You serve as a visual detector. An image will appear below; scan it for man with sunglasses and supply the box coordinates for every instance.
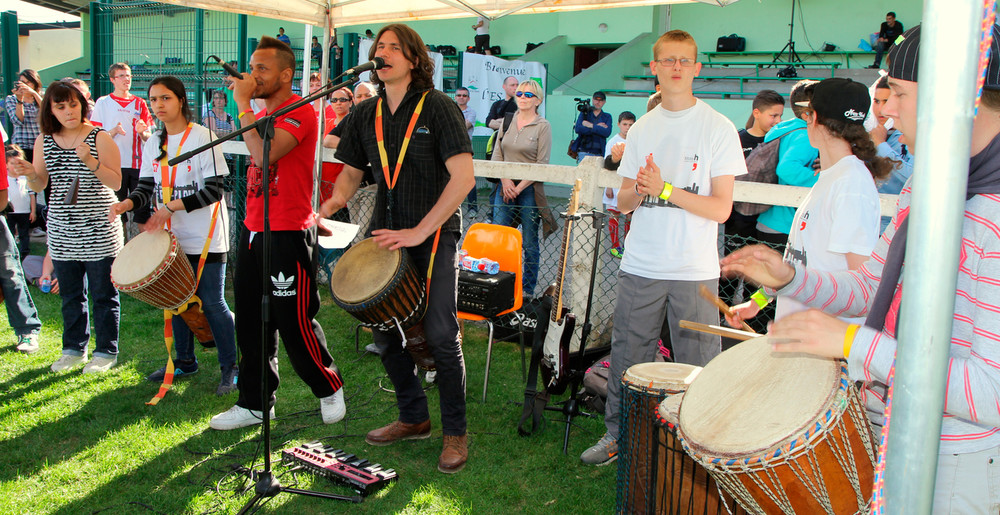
[581,30,746,466]
[572,90,611,163]
[454,87,476,138]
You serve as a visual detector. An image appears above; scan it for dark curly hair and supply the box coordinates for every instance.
[368,24,434,92]
[815,116,896,181]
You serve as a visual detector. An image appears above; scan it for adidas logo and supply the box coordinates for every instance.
[271,272,296,296]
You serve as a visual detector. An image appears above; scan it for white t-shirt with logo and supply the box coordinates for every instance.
[139,123,230,254]
[618,100,747,281]
[603,132,627,210]
[777,154,881,322]
[6,174,32,214]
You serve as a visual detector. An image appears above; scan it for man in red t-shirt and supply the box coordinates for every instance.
[210,36,346,431]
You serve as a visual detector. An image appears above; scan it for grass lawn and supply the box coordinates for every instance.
[0,250,617,514]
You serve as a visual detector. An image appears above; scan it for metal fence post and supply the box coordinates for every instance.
[884,3,981,513]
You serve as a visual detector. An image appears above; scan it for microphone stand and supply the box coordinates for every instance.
[170,73,368,512]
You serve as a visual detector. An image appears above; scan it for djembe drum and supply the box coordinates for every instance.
[677,338,877,515]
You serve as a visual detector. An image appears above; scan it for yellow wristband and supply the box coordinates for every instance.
[843,324,860,358]
[750,288,772,309]
[238,109,253,120]
[659,181,674,201]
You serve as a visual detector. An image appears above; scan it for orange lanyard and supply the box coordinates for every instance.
[158,123,193,229]
[375,92,429,190]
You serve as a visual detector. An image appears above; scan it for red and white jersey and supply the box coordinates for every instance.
[91,93,153,169]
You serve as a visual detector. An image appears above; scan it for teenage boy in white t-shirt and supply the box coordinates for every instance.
[603,111,635,258]
[91,63,153,228]
[581,29,747,466]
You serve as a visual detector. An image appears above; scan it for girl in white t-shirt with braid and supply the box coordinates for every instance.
[727,78,896,328]
[109,76,237,395]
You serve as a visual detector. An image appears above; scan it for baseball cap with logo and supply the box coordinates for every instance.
[794,77,870,125]
[593,91,607,101]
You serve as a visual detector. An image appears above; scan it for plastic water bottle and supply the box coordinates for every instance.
[460,254,477,272]
[40,278,51,293]
[478,258,500,275]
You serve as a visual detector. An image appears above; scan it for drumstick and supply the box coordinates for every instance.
[698,284,756,334]
[679,320,760,341]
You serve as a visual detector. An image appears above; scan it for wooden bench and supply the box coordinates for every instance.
[700,50,875,69]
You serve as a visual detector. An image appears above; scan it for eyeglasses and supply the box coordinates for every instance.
[515,91,537,98]
[455,94,469,97]
[653,57,696,68]
[331,97,352,103]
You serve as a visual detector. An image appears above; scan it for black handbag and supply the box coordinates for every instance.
[716,34,746,52]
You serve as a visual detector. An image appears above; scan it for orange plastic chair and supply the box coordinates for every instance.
[458,223,525,402]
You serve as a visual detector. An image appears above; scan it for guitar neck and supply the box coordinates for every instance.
[551,179,581,323]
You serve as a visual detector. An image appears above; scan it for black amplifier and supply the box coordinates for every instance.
[457,269,516,317]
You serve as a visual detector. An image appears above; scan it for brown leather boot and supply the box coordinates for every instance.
[365,420,432,446]
[438,434,468,474]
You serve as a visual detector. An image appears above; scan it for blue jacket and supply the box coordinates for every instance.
[574,109,613,156]
[757,118,819,235]
[876,129,914,195]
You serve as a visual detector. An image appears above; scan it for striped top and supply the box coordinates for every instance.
[43,128,123,261]
[774,179,1000,454]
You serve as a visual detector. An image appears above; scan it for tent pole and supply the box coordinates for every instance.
[884,1,981,512]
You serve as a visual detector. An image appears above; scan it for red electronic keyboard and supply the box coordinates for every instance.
[281,441,398,496]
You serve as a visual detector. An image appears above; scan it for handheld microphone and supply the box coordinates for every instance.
[209,55,243,79]
[344,57,385,76]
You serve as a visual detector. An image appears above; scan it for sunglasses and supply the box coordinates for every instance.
[515,91,537,99]
[330,97,352,103]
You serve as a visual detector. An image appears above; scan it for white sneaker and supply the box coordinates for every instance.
[16,333,40,354]
[82,355,118,374]
[320,390,346,424]
[210,404,275,430]
[51,353,87,372]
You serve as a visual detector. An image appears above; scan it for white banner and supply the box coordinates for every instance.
[356,38,443,91]
[460,53,547,136]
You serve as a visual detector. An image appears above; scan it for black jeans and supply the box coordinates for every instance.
[474,34,490,54]
[372,230,467,435]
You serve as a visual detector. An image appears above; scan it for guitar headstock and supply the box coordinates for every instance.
[567,179,582,217]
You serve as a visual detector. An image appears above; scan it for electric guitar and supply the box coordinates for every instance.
[540,180,581,395]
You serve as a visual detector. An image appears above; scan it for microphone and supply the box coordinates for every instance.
[209,55,243,79]
[344,57,385,76]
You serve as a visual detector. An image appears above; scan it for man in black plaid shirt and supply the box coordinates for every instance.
[321,23,476,474]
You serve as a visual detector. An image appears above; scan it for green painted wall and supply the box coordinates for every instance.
[670,0,922,54]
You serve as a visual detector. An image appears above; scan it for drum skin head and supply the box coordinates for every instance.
[330,238,403,304]
[678,337,839,458]
[622,362,702,393]
[658,394,684,426]
[111,230,173,286]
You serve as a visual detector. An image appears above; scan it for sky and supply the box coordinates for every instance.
[7,1,81,24]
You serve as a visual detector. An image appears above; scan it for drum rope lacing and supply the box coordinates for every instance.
[681,364,875,514]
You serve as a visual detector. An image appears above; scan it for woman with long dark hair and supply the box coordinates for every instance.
[8,80,123,373]
[728,78,893,327]
[109,76,237,395]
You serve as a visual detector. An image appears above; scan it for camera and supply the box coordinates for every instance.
[574,97,591,113]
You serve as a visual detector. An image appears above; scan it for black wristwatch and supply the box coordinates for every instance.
[16,97,24,105]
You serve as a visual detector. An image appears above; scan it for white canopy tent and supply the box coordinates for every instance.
[153,0,739,27]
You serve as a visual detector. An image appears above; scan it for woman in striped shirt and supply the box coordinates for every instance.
[9,80,123,374]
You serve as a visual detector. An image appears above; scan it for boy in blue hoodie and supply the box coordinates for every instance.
[755,80,819,251]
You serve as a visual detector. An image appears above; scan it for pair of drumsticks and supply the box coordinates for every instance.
[698,284,756,333]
